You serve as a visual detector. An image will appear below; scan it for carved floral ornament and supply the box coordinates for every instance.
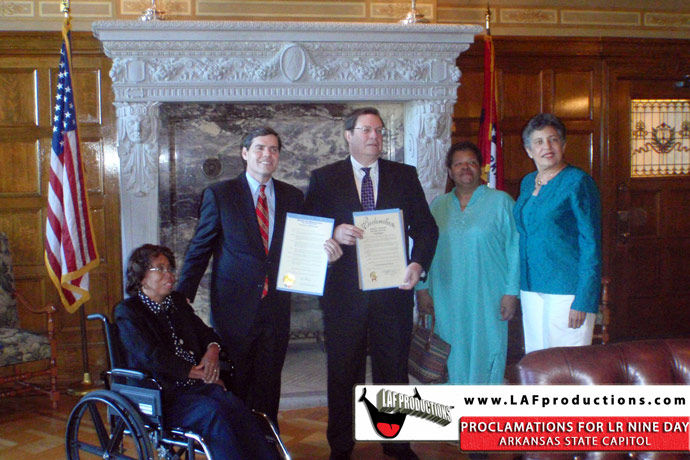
[107,45,461,85]
[94,21,479,102]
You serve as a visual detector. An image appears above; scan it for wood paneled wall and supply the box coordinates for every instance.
[0,32,120,386]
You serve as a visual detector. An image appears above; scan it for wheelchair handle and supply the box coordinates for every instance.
[87,313,107,323]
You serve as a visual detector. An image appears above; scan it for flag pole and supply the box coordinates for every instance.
[57,0,99,396]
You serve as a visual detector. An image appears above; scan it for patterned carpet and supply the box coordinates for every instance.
[280,339,424,410]
[280,340,329,410]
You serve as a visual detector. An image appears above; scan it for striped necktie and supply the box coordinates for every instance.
[361,167,375,211]
[256,184,269,298]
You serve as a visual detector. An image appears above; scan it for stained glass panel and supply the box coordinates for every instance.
[630,99,690,177]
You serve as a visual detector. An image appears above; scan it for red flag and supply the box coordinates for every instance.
[44,17,99,313]
[478,36,505,190]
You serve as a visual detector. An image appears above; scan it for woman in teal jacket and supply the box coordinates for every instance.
[514,113,602,354]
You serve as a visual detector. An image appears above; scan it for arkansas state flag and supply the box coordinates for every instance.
[478,36,504,190]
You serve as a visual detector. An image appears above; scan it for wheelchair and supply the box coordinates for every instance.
[65,313,291,460]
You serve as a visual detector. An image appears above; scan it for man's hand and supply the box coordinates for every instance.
[568,309,586,329]
[500,295,519,321]
[399,262,423,290]
[324,238,343,263]
[416,289,434,315]
[333,224,364,246]
[189,343,221,383]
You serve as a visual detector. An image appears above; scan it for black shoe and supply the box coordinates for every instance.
[382,444,420,460]
[329,450,352,460]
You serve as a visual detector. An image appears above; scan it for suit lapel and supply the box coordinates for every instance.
[237,174,266,256]
[375,159,394,210]
[269,180,286,256]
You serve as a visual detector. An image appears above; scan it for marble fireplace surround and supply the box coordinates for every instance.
[92,20,481,289]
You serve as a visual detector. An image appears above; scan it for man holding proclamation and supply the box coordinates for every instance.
[177,126,341,428]
[304,107,439,460]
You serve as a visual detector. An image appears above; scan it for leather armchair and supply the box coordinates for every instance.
[511,339,690,460]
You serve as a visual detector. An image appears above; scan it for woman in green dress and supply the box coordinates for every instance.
[416,141,520,384]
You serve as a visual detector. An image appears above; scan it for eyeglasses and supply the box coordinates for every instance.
[354,126,386,136]
[148,266,176,275]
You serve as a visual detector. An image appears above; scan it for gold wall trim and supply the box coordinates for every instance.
[644,12,690,28]
[500,8,558,25]
[561,10,640,26]
[122,0,193,15]
[0,2,33,17]
[196,0,366,18]
[39,1,113,18]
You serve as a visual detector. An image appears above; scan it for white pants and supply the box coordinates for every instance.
[521,290,595,354]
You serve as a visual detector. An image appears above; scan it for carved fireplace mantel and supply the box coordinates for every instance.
[92,20,482,266]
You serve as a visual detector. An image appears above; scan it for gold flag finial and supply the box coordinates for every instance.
[60,0,70,15]
[485,4,491,35]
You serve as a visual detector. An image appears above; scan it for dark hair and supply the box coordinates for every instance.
[445,141,482,169]
[344,107,385,131]
[241,126,282,152]
[125,244,175,296]
[522,113,566,149]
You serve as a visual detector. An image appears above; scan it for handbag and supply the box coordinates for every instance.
[408,313,451,384]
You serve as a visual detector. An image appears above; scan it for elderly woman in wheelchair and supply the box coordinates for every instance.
[68,243,280,460]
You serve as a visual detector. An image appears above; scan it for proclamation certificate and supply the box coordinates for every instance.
[353,209,407,291]
[276,213,334,296]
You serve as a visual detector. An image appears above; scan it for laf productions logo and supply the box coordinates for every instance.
[358,387,454,440]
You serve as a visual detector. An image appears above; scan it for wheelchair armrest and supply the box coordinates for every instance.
[108,368,164,392]
[110,368,148,380]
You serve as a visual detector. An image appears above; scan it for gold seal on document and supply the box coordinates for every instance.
[283,273,296,288]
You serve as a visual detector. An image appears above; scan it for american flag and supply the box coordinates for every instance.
[478,35,505,190]
[44,23,99,314]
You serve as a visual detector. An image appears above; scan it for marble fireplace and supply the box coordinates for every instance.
[93,20,481,328]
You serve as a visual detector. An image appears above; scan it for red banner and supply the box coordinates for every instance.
[460,416,690,451]
[478,36,504,190]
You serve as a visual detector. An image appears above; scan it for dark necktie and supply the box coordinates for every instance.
[361,167,375,211]
[256,184,269,298]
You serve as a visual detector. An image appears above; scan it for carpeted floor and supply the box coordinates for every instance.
[280,339,423,410]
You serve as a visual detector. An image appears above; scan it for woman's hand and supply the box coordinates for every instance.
[416,289,434,315]
[568,309,587,329]
[189,343,221,383]
[500,295,518,321]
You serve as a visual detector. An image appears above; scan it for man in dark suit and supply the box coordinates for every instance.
[177,127,342,427]
[304,108,439,460]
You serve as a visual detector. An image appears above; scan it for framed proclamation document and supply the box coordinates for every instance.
[353,208,407,291]
[276,213,334,296]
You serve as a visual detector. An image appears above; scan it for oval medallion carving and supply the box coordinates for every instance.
[279,44,307,82]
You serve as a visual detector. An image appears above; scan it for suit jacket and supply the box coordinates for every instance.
[303,157,438,313]
[176,174,304,343]
[114,291,222,394]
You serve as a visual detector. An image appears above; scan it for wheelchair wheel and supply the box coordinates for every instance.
[65,389,154,460]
